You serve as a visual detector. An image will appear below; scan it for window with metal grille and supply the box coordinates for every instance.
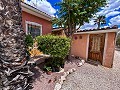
[91,36,101,52]
[26,21,42,38]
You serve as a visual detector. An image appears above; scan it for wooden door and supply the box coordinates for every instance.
[88,34,105,64]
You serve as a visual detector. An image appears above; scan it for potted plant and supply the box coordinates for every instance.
[60,59,65,68]
[54,65,60,72]
[52,58,61,72]
[60,62,65,68]
[44,66,52,75]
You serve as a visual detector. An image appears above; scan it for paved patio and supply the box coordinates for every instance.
[61,50,120,90]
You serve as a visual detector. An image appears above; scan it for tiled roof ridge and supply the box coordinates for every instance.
[77,25,118,32]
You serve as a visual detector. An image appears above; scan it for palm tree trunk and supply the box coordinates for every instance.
[0,0,33,90]
[97,22,100,29]
[97,19,101,29]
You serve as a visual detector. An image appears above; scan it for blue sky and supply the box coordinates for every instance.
[25,0,120,29]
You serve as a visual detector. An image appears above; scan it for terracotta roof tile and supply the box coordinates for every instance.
[77,25,118,32]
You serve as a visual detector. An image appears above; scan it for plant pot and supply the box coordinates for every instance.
[55,67,60,72]
[61,64,64,68]
[52,67,56,72]
[46,71,52,75]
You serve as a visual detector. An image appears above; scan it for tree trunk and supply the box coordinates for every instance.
[68,26,76,60]
[0,0,33,90]
[68,36,73,60]
[97,19,101,29]
[97,22,100,29]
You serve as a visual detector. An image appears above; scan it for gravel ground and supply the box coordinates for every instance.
[61,50,120,90]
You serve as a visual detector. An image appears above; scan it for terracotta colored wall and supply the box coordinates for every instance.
[22,11,52,35]
[71,34,88,60]
[52,30,66,37]
[103,32,116,68]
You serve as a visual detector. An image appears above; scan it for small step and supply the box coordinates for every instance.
[86,59,101,66]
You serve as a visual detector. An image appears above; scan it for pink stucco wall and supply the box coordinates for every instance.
[71,34,88,60]
[71,32,116,68]
[22,11,52,35]
[103,32,116,68]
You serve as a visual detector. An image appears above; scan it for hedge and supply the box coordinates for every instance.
[36,35,70,59]
[25,34,33,48]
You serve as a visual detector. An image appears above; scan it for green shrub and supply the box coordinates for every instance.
[36,35,70,59]
[43,65,52,71]
[25,34,33,48]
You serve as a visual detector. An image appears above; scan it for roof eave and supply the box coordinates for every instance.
[21,2,52,21]
[74,29,119,35]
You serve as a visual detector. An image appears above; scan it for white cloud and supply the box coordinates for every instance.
[80,19,97,30]
[81,0,120,30]
[107,0,120,10]
[110,15,120,25]
[106,11,120,18]
[80,23,97,30]
[24,0,56,16]
[97,0,120,17]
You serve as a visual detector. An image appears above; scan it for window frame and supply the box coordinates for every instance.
[25,21,42,36]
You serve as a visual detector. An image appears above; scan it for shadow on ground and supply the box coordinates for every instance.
[31,63,45,82]
[86,59,101,66]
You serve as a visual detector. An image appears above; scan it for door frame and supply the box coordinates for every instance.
[86,33,107,65]
[102,33,108,65]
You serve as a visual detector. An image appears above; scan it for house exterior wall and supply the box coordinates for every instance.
[71,34,88,60]
[71,32,116,68]
[52,30,66,37]
[22,11,52,35]
[102,32,116,68]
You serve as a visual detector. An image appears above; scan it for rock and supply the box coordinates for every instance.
[72,68,76,72]
[77,62,83,67]
[63,72,68,77]
[54,83,61,90]
[81,59,85,64]
[59,79,63,85]
[66,71,70,75]
[57,68,64,73]
[54,68,76,90]
[61,76,66,81]
[68,69,73,74]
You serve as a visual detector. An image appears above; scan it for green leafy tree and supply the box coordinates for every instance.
[54,0,106,37]
[53,0,106,59]
[94,15,106,29]
[52,18,63,28]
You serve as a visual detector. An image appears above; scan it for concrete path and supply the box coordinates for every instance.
[61,51,120,90]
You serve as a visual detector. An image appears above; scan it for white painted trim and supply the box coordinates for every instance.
[21,2,52,21]
[52,29,64,32]
[86,34,90,61]
[25,21,28,35]
[102,33,108,65]
[75,29,119,35]
[25,21,42,36]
